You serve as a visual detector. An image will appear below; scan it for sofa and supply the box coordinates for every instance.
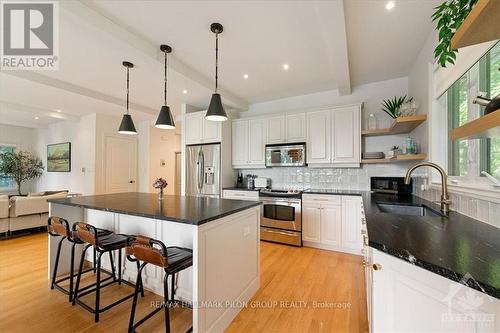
[4,191,69,233]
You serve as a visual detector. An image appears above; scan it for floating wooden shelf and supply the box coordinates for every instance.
[451,0,500,49]
[361,154,427,164]
[451,111,500,140]
[362,114,427,137]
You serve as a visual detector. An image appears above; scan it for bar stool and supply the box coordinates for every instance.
[72,222,141,322]
[126,236,193,333]
[47,216,112,302]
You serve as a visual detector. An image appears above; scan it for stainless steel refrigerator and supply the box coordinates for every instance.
[185,143,221,197]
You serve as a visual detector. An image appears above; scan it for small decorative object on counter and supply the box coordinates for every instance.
[367,113,378,130]
[404,136,419,155]
[386,146,402,158]
[236,172,244,188]
[153,178,168,200]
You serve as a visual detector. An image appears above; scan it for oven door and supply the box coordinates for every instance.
[260,199,301,231]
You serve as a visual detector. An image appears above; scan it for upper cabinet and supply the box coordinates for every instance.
[306,104,361,167]
[232,118,266,168]
[266,115,286,144]
[286,113,306,142]
[184,111,222,145]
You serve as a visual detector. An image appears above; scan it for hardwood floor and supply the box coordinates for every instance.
[0,233,368,333]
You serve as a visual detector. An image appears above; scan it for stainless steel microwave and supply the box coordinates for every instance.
[265,143,306,167]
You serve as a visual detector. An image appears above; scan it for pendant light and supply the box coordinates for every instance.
[155,44,175,129]
[205,23,228,122]
[118,61,137,135]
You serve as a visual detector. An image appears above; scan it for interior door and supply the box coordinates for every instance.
[174,152,181,195]
[104,136,137,193]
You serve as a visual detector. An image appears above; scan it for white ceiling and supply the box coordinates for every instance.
[0,0,440,129]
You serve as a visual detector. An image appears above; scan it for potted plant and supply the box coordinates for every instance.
[381,95,413,119]
[0,150,44,195]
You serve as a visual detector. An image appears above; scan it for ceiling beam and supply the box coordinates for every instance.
[4,71,158,115]
[63,0,249,110]
[331,0,351,95]
[0,100,80,122]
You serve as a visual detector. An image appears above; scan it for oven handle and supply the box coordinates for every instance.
[261,200,301,205]
[262,229,297,236]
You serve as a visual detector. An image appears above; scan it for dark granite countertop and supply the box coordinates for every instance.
[303,189,500,299]
[223,187,261,191]
[48,192,261,226]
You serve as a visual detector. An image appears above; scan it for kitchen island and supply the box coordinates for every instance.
[48,192,261,333]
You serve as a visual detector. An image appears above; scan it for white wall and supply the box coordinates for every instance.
[34,114,97,195]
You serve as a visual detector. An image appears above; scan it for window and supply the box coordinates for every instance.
[447,42,500,179]
[0,145,16,190]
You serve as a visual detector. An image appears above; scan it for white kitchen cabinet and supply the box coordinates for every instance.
[302,194,362,255]
[267,115,286,144]
[368,248,500,332]
[222,189,259,201]
[184,111,222,145]
[285,113,306,142]
[306,110,331,164]
[302,203,321,243]
[306,104,361,167]
[231,119,265,168]
[341,196,363,252]
[332,106,361,165]
[232,120,249,167]
[320,204,342,248]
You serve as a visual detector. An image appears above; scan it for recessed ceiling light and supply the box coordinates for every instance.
[243,74,249,79]
[34,116,39,120]
[182,89,188,94]
[55,109,61,113]
[385,1,395,10]
[282,64,289,70]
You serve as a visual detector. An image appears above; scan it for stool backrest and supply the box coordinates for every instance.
[126,236,168,268]
[48,216,71,237]
[73,222,99,245]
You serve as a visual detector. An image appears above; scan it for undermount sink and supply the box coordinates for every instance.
[376,203,445,217]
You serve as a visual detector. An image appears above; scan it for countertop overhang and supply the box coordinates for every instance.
[48,192,261,226]
[305,189,500,299]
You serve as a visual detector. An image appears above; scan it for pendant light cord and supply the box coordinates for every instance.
[215,32,219,93]
[164,50,168,105]
[126,66,130,115]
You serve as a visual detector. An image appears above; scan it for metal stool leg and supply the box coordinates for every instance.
[128,262,147,333]
[109,250,117,281]
[164,273,171,333]
[68,241,76,302]
[95,251,102,323]
[50,236,65,289]
[73,244,91,306]
[118,248,122,285]
[170,273,175,301]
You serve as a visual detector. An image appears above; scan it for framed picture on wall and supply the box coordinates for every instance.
[47,142,71,172]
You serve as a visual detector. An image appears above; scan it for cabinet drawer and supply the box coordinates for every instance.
[222,190,259,201]
[302,194,341,205]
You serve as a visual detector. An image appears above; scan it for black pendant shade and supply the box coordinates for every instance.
[118,61,137,135]
[155,44,176,129]
[205,23,227,122]
[206,93,227,121]
[118,114,137,135]
[155,105,175,129]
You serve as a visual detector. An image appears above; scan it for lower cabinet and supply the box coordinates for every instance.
[302,194,362,255]
[368,248,500,332]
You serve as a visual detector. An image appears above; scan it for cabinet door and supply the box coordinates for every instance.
[185,112,203,145]
[341,196,362,252]
[286,113,306,142]
[267,115,285,144]
[302,204,321,243]
[248,119,266,165]
[332,106,360,164]
[203,117,221,143]
[320,204,342,247]
[232,120,249,167]
[306,110,331,164]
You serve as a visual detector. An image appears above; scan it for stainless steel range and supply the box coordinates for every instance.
[259,189,302,246]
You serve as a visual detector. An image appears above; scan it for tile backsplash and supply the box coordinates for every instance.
[241,163,416,191]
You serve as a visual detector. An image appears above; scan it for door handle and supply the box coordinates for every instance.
[129,180,135,184]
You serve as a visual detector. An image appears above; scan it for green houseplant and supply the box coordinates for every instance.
[381,95,413,119]
[432,0,478,67]
[0,150,44,195]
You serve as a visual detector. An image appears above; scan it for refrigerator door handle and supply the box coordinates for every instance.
[197,149,204,192]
